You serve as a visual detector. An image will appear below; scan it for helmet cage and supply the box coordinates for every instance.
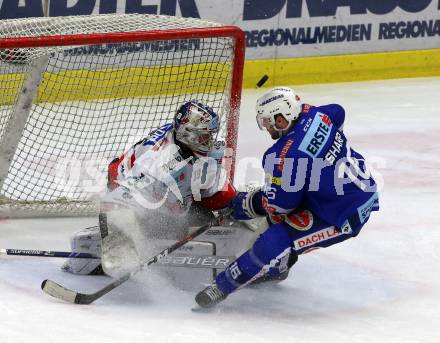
[174,101,219,154]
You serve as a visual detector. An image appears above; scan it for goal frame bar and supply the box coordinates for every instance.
[0,25,245,185]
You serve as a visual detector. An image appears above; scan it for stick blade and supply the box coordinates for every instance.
[41,279,81,304]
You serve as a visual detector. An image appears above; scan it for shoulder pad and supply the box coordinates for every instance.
[142,123,173,146]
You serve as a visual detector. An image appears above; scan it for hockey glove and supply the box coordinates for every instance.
[231,189,263,221]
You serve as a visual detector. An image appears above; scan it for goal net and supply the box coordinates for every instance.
[0,14,244,217]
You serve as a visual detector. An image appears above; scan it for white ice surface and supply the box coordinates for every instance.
[1,78,440,343]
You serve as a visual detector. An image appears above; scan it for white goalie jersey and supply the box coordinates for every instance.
[104,123,228,217]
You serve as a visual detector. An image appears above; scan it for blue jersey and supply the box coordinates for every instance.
[261,104,379,229]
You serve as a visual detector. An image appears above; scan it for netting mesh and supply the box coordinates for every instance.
[0,14,241,217]
[0,14,222,38]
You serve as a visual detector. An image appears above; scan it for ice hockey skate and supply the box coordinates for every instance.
[195,284,227,308]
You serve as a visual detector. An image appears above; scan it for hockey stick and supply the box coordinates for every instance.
[155,254,233,269]
[0,248,98,259]
[0,247,232,269]
[41,210,232,305]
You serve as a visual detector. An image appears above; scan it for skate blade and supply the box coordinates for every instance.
[191,305,217,313]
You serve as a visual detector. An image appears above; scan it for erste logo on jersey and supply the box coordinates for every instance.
[299,112,333,158]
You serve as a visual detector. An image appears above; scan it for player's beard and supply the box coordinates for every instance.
[268,128,281,140]
[269,121,296,140]
[271,131,281,140]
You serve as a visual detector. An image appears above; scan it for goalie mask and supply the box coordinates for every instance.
[174,101,219,155]
[256,87,302,136]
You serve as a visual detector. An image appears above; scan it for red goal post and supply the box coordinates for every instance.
[0,14,245,217]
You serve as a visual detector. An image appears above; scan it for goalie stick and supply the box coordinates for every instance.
[1,246,233,269]
[0,248,98,259]
[1,247,233,269]
[41,210,232,305]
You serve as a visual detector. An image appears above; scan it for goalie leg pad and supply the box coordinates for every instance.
[152,239,217,291]
[61,226,103,275]
[99,209,141,278]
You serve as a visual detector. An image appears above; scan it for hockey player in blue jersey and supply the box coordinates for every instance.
[195,87,380,308]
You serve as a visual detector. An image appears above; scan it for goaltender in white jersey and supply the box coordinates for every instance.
[63,100,237,276]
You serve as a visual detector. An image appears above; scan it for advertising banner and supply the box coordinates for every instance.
[0,1,439,60]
